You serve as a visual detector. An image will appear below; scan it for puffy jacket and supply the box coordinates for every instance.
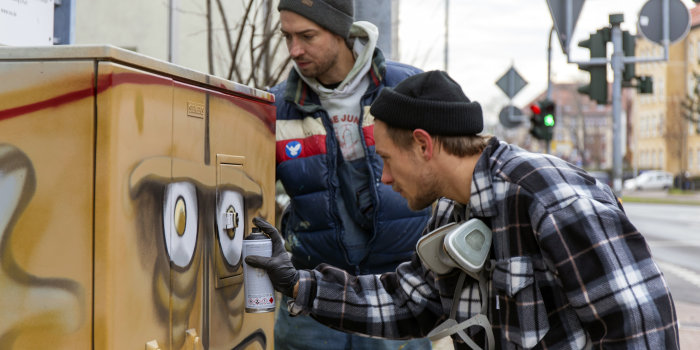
[272,49,431,275]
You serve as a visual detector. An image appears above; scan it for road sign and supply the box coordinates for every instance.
[498,105,523,128]
[547,0,585,54]
[495,67,527,99]
[638,0,690,45]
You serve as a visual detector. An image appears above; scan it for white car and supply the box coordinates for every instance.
[623,171,673,191]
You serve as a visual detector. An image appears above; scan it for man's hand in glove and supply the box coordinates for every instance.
[244,217,300,298]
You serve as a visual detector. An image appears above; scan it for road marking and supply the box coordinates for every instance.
[647,240,700,248]
[656,261,700,289]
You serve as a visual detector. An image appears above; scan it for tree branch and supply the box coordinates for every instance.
[223,0,255,81]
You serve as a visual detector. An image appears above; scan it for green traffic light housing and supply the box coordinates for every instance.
[637,76,653,94]
[577,28,610,105]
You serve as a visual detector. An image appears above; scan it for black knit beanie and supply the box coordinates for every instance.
[370,71,483,136]
[278,0,354,38]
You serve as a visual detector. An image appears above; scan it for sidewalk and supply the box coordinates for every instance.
[620,189,700,205]
[677,301,700,349]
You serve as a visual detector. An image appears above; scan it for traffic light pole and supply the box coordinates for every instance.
[571,11,671,196]
[610,15,624,195]
[545,26,554,154]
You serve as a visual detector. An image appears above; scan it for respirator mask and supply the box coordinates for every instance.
[416,218,495,350]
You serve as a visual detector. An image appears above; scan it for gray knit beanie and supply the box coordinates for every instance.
[370,71,483,136]
[278,0,354,38]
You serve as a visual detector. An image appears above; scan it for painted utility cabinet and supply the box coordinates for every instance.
[0,45,276,350]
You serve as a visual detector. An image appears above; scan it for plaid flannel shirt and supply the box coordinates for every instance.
[290,137,679,349]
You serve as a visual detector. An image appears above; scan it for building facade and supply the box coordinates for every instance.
[682,5,700,177]
[630,4,700,178]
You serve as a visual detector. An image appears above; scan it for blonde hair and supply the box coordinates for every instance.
[384,125,491,157]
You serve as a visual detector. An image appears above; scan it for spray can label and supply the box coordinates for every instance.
[242,231,275,313]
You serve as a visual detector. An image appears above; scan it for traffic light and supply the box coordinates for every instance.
[637,76,653,94]
[578,28,610,105]
[542,100,555,129]
[529,99,555,141]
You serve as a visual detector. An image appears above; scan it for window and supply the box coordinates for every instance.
[643,115,648,138]
[689,148,694,170]
[639,151,649,167]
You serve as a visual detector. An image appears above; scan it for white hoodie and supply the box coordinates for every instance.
[296,21,379,161]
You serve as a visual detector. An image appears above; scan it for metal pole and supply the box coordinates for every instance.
[206,0,213,74]
[545,26,554,154]
[610,14,624,195]
[547,26,553,100]
[565,0,572,54]
[444,0,449,72]
[662,0,670,60]
[168,0,178,63]
[356,0,393,58]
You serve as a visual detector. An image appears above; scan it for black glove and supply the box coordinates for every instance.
[244,217,300,298]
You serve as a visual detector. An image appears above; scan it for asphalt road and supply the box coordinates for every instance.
[623,201,700,348]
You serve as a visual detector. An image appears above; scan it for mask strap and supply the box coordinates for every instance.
[427,271,495,350]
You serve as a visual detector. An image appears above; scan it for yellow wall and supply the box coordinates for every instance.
[685,24,700,176]
[632,17,700,177]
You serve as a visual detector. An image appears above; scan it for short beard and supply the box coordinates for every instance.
[407,167,440,211]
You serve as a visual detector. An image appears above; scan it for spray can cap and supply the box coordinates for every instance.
[246,226,267,240]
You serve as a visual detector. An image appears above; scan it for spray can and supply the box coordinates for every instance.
[242,227,275,313]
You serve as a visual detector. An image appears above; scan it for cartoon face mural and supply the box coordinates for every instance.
[129,158,265,349]
[0,144,85,348]
[0,46,277,350]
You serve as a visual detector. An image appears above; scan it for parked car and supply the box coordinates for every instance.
[623,170,674,191]
[588,171,611,187]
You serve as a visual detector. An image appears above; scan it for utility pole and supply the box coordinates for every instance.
[444,0,449,72]
[168,0,178,63]
[356,0,394,58]
[53,0,76,45]
[610,14,624,197]
[545,26,555,155]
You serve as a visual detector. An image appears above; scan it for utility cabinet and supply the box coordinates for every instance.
[0,46,276,350]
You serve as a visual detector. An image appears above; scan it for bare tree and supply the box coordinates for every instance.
[681,68,700,134]
[206,0,291,89]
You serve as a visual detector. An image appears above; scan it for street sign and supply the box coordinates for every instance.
[638,0,690,45]
[547,0,585,54]
[495,67,527,99]
[0,0,54,46]
[498,105,523,128]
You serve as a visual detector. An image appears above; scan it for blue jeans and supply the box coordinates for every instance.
[274,295,432,350]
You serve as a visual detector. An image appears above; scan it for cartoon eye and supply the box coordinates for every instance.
[0,165,26,236]
[216,190,245,267]
[163,182,198,267]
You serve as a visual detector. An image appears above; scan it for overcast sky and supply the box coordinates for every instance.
[397,0,696,124]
